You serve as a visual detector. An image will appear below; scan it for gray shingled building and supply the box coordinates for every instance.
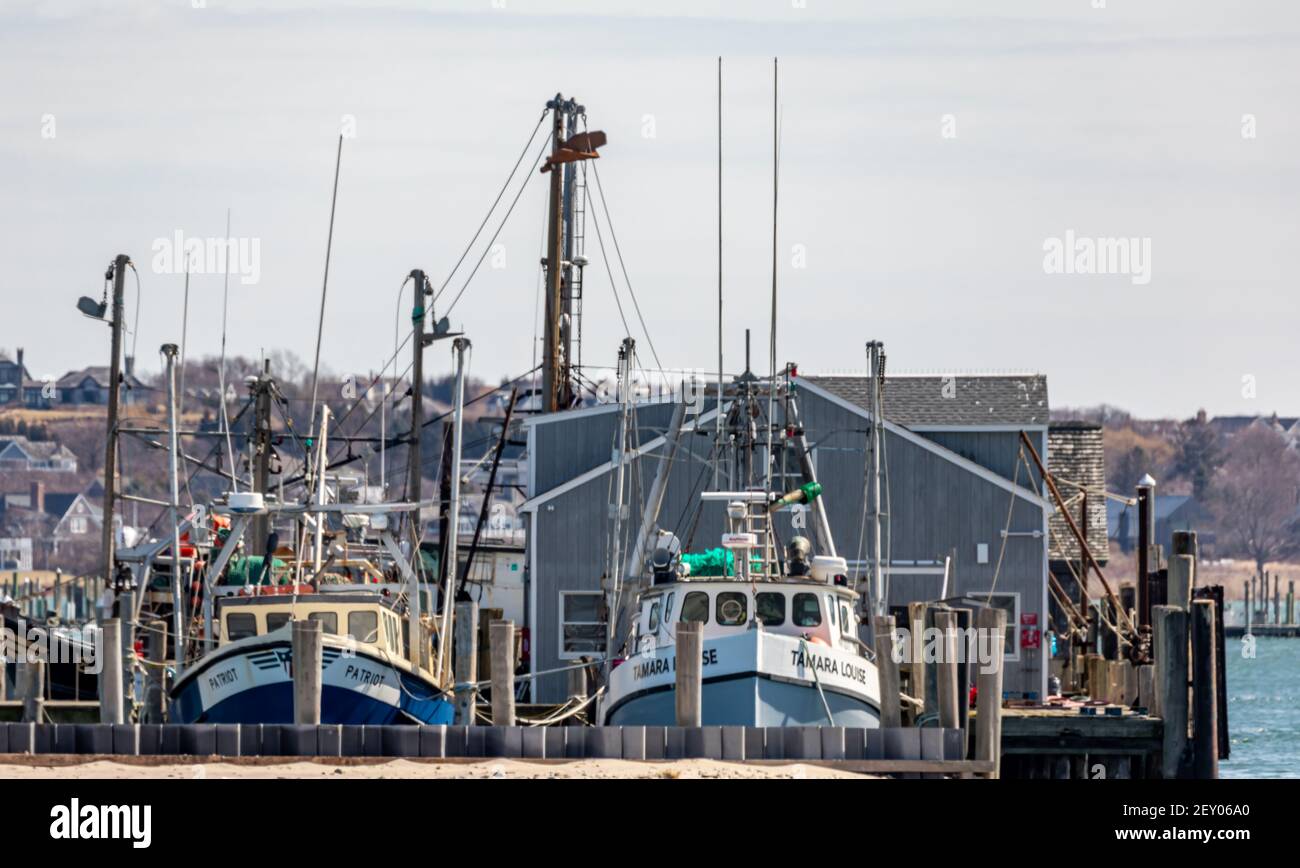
[520,372,1058,703]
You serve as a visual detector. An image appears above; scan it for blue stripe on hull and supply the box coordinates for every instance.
[607,675,880,728]
[171,669,453,725]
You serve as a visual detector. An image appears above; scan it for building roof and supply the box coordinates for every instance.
[1046,422,1109,563]
[0,436,76,463]
[802,373,1049,428]
[56,366,146,390]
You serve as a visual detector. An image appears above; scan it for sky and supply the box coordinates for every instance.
[1,0,1297,419]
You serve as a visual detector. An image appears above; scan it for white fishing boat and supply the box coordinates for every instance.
[599,488,881,727]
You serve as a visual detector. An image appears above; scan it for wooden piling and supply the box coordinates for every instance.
[1288,580,1295,625]
[489,620,516,727]
[1137,664,1155,711]
[21,657,45,723]
[1154,605,1189,779]
[292,617,323,725]
[975,607,1006,778]
[99,618,125,725]
[907,601,927,714]
[144,619,167,723]
[934,610,960,733]
[453,601,479,725]
[1169,554,1193,611]
[873,615,901,728]
[675,621,703,727]
[119,590,136,709]
[1120,659,1137,706]
[1085,653,1105,700]
[1191,599,1219,779]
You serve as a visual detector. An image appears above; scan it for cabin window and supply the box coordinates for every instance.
[716,592,748,626]
[648,600,661,633]
[309,612,338,634]
[226,613,257,641]
[559,591,607,659]
[349,611,379,644]
[266,613,291,633]
[755,592,785,626]
[826,595,838,629]
[662,592,676,624]
[792,593,822,627]
[680,591,710,624]
[840,604,852,633]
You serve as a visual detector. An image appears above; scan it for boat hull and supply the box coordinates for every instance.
[170,635,453,725]
[601,629,881,727]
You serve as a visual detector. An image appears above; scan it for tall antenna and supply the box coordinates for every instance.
[218,208,237,491]
[715,56,724,489]
[766,57,779,494]
[308,134,344,442]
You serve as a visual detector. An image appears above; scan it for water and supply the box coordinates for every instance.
[1222,636,1300,778]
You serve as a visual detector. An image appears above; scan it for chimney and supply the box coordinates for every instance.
[16,347,24,373]
[30,480,45,514]
[124,355,135,378]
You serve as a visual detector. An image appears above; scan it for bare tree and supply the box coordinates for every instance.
[1212,425,1300,576]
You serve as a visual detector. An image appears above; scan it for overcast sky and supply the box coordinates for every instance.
[2,0,1297,419]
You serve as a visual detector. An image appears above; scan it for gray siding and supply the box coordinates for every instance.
[528,388,1049,703]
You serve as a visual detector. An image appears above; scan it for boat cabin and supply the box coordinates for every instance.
[215,593,407,658]
[632,579,864,656]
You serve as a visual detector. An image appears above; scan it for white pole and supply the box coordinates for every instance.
[162,343,186,671]
[436,337,469,676]
[313,405,331,572]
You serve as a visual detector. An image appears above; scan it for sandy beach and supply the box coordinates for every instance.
[0,756,869,780]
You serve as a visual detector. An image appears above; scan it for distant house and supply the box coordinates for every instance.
[0,436,78,472]
[56,361,146,406]
[1107,494,1214,557]
[1209,413,1299,445]
[0,537,33,571]
[0,348,31,404]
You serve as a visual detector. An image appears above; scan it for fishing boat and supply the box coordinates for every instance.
[170,584,452,725]
[596,352,884,727]
[599,487,882,727]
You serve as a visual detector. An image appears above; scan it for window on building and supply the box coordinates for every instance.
[308,611,338,634]
[69,517,87,535]
[225,613,257,641]
[982,593,1020,661]
[755,592,785,626]
[559,592,607,659]
[716,592,748,626]
[793,593,822,627]
[348,611,379,644]
[680,591,710,624]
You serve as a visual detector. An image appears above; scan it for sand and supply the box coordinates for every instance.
[0,756,869,779]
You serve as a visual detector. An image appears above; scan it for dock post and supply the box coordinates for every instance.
[99,618,125,725]
[119,590,136,710]
[292,618,323,725]
[144,619,167,723]
[907,601,927,714]
[21,657,45,723]
[1191,599,1219,779]
[0,648,6,701]
[1121,659,1137,707]
[1153,605,1189,779]
[454,601,479,725]
[1169,554,1193,611]
[489,620,516,726]
[1137,664,1155,712]
[1274,575,1281,626]
[675,621,703,727]
[934,610,960,733]
[1288,580,1295,626]
[975,606,1006,778]
[873,615,901,728]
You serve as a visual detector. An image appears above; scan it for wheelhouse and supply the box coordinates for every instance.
[215,593,407,658]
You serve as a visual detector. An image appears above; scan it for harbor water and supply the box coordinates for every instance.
[1223,635,1300,778]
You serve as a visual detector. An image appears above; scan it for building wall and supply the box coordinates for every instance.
[526,388,1049,703]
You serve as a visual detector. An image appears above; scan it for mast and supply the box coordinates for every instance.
[766,57,779,496]
[436,336,470,676]
[604,338,634,659]
[161,342,185,671]
[715,56,724,489]
[407,268,431,533]
[251,359,273,555]
[867,340,886,615]
[100,254,129,593]
[542,96,571,414]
